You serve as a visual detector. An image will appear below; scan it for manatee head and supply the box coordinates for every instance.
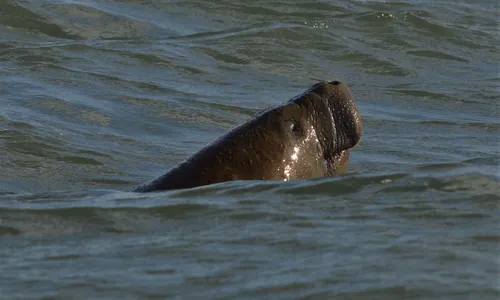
[262,80,362,180]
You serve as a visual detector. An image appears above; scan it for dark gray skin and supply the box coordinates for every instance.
[132,81,362,192]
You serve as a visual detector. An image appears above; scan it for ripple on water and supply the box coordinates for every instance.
[1,0,499,298]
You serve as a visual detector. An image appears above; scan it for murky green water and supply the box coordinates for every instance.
[1,0,499,299]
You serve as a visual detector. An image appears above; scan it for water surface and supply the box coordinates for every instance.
[1,0,499,299]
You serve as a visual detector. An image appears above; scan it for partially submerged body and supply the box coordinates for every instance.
[133,81,362,192]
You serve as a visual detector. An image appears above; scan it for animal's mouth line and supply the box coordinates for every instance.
[324,149,347,161]
[332,150,347,161]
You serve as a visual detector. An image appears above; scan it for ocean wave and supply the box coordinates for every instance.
[1,169,497,236]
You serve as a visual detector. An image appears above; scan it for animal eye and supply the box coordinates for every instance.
[290,120,303,135]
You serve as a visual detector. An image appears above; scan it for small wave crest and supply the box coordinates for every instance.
[1,165,497,237]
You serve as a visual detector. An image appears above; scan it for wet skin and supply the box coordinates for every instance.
[132,81,362,192]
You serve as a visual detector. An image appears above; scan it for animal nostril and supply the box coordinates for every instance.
[329,80,341,85]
